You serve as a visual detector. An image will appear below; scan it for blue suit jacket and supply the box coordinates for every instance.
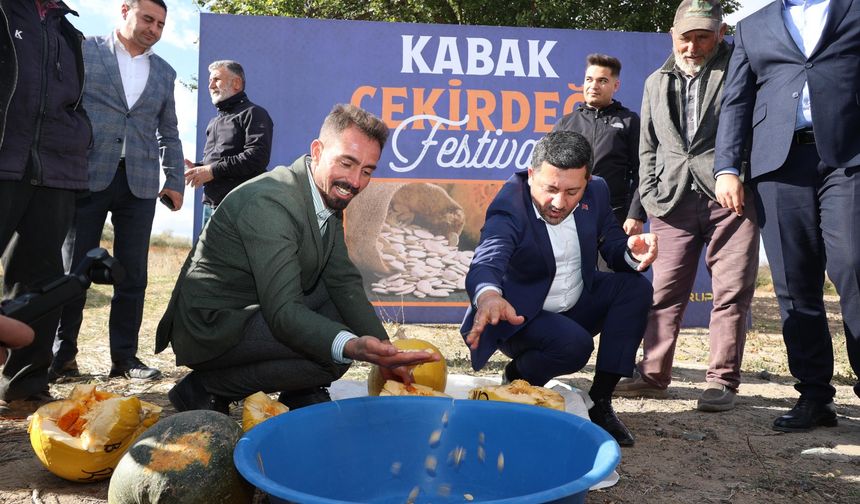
[459,172,638,370]
[82,35,183,198]
[715,0,860,176]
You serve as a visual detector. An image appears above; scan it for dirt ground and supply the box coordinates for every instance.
[1,244,858,503]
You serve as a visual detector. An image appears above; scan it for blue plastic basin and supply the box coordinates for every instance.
[234,396,619,503]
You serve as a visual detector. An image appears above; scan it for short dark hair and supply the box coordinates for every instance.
[586,53,622,77]
[209,60,245,90]
[320,104,389,151]
[125,0,167,12]
[531,131,592,177]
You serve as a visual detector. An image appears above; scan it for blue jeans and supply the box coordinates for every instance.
[54,165,156,365]
[201,202,214,229]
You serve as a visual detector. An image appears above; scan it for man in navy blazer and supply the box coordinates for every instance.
[460,131,658,446]
[715,0,860,432]
[52,0,184,382]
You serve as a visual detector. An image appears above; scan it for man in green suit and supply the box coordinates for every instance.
[156,104,438,412]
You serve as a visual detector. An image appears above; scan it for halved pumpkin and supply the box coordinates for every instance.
[241,391,289,431]
[379,380,451,398]
[367,338,447,395]
[468,379,565,411]
[28,384,161,482]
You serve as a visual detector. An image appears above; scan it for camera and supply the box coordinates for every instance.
[0,248,125,326]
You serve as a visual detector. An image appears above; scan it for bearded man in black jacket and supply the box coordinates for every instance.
[184,60,274,227]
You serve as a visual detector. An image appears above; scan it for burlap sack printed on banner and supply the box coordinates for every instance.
[344,182,471,300]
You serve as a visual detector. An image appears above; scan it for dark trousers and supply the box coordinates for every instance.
[0,178,75,401]
[754,143,860,401]
[54,165,156,365]
[499,271,652,385]
[190,282,350,400]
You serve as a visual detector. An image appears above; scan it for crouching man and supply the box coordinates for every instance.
[461,131,657,446]
[156,104,438,412]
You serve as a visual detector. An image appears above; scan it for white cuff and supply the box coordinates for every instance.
[474,285,503,306]
[715,167,740,178]
[332,331,358,364]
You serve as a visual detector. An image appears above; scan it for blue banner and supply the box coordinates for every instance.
[197,14,719,327]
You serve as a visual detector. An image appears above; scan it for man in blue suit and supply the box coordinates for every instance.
[52,0,184,381]
[460,131,658,446]
[715,0,860,432]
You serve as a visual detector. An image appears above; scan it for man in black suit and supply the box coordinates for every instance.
[715,0,860,432]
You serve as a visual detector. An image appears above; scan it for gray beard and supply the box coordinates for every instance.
[674,46,718,77]
[675,58,703,76]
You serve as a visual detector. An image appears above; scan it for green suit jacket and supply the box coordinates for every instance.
[155,155,386,368]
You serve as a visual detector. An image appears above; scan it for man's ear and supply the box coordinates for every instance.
[310,138,323,164]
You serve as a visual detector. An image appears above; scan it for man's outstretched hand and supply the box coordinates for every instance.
[465,290,524,351]
[627,232,658,271]
[344,336,441,385]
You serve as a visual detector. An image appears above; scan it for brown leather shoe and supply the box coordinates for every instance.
[0,390,55,417]
[696,382,737,412]
[613,370,669,399]
[48,358,81,382]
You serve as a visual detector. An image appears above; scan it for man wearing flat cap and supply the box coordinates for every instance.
[615,0,760,413]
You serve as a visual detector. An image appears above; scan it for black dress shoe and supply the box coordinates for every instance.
[277,386,331,410]
[501,360,523,385]
[588,397,635,447]
[854,382,860,400]
[48,358,81,383]
[109,357,162,380]
[773,397,837,432]
[168,372,230,415]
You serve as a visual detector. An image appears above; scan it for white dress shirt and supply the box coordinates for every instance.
[537,204,584,313]
[783,0,830,129]
[475,201,584,314]
[113,30,152,157]
[306,159,356,364]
